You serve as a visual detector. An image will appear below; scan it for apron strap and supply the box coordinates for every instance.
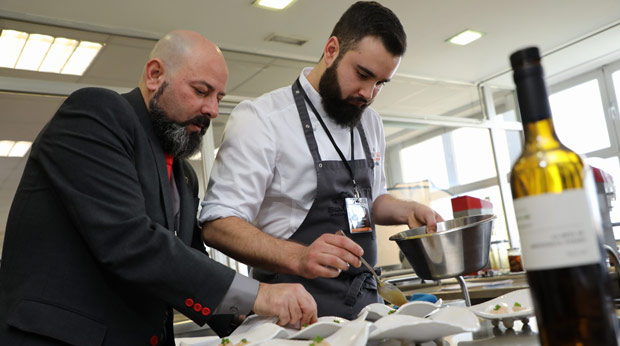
[344,271,379,306]
[355,122,375,169]
[292,79,323,167]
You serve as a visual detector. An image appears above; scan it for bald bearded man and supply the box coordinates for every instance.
[0,30,316,346]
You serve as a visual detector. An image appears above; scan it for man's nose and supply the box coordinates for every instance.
[359,82,379,101]
[201,98,219,119]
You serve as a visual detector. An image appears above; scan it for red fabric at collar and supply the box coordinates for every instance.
[165,154,174,181]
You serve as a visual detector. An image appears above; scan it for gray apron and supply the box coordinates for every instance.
[253,80,381,319]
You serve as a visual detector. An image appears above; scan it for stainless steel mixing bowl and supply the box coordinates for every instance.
[389,214,496,280]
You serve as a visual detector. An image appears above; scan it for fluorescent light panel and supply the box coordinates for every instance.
[447,29,484,46]
[253,0,295,10]
[0,140,32,157]
[39,37,79,73]
[0,29,102,75]
[0,30,28,68]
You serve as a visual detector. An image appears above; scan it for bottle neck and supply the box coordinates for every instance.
[523,117,562,152]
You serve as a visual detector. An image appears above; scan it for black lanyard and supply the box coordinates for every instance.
[295,79,360,198]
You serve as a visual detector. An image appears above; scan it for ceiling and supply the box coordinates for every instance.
[1,0,620,246]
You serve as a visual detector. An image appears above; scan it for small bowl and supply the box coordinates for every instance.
[389,214,495,280]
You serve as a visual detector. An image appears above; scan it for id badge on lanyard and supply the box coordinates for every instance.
[346,196,372,233]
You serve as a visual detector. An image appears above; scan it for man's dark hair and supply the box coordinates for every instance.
[330,1,406,57]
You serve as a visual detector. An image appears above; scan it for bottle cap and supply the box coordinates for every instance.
[510,47,541,69]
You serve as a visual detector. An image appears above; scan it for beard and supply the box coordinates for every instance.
[148,81,210,159]
[318,61,370,129]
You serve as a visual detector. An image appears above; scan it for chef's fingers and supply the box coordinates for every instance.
[285,294,303,327]
[424,211,443,233]
[310,233,362,265]
[254,283,317,327]
[300,290,318,326]
[323,233,364,259]
[277,303,291,326]
[300,235,363,279]
[302,250,363,278]
[407,204,443,234]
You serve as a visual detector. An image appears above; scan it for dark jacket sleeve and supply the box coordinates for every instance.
[34,88,235,325]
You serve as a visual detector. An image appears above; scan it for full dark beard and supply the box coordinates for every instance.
[318,62,369,129]
[148,82,209,159]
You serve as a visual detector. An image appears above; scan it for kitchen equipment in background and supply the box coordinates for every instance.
[452,196,508,272]
[389,214,496,306]
[451,195,493,218]
[507,248,524,272]
[592,166,618,257]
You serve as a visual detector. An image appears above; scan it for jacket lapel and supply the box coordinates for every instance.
[122,88,174,231]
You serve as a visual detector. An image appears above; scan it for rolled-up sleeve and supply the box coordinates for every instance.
[199,100,278,224]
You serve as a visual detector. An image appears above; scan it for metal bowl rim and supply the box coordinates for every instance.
[389,214,496,242]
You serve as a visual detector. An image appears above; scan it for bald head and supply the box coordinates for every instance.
[142,30,225,81]
[139,30,228,111]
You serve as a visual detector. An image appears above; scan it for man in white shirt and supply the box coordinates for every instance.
[200,1,443,319]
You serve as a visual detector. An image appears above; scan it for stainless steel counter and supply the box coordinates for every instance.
[398,272,529,305]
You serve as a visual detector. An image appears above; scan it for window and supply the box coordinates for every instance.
[400,135,449,188]
[549,79,610,154]
[451,127,496,185]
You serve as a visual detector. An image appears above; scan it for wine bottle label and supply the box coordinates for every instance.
[514,188,603,270]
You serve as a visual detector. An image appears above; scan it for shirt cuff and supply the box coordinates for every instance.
[213,272,259,316]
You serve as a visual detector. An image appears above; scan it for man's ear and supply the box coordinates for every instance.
[144,58,165,92]
[323,36,340,68]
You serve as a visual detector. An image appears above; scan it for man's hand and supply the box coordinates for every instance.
[296,233,363,279]
[253,283,318,327]
[407,202,444,233]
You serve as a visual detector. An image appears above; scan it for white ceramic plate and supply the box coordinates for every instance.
[395,299,442,317]
[469,288,534,328]
[177,336,220,346]
[191,315,288,345]
[285,315,349,339]
[358,299,442,321]
[357,303,391,321]
[368,306,480,342]
[259,319,371,346]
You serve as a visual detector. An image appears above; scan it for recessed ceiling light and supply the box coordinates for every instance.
[253,0,296,10]
[446,29,484,46]
[0,140,32,157]
[0,28,103,75]
[265,33,308,46]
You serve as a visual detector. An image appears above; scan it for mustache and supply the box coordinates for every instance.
[346,96,370,108]
[177,115,211,129]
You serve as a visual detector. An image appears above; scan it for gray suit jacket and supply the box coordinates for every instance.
[0,87,235,346]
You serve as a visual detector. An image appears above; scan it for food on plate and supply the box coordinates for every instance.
[490,303,509,314]
[512,301,526,312]
[309,335,330,346]
[388,309,396,315]
[488,301,528,315]
[218,338,249,346]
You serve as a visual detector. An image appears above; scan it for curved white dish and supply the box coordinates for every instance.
[368,306,479,342]
[177,335,219,346]
[259,319,371,346]
[469,288,535,328]
[358,299,442,321]
[286,315,350,339]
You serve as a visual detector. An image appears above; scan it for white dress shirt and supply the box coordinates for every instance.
[199,68,388,239]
